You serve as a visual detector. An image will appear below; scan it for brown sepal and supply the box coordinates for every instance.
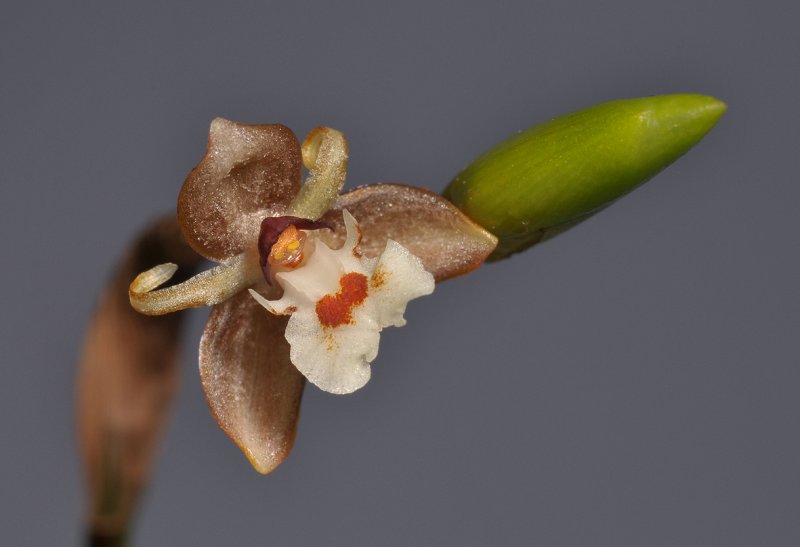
[320,184,498,282]
[178,119,303,261]
[199,291,305,474]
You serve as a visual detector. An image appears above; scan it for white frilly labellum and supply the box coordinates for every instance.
[249,210,434,394]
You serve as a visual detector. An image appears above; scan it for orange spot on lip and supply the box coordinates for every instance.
[371,267,387,288]
[316,272,369,328]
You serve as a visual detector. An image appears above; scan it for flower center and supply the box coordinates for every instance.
[269,225,307,268]
[257,216,330,284]
[315,272,369,328]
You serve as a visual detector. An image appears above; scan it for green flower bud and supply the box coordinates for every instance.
[444,94,726,260]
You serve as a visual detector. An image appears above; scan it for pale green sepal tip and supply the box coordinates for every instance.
[443,94,727,260]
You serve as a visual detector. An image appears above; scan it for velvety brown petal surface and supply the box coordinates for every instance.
[320,184,498,281]
[199,291,305,474]
[77,217,201,543]
[178,119,303,261]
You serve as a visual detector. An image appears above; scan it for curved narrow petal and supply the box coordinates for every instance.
[286,127,349,220]
[319,184,498,281]
[130,252,263,315]
[199,291,305,474]
[178,119,302,261]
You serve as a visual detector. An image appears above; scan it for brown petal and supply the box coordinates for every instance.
[320,184,498,281]
[178,119,303,261]
[77,216,201,543]
[199,291,305,474]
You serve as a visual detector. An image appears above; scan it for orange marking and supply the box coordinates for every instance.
[316,272,369,328]
[371,267,387,288]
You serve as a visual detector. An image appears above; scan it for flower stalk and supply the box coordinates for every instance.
[78,218,201,545]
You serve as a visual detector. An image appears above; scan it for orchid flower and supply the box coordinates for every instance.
[79,96,726,543]
[127,119,498,472]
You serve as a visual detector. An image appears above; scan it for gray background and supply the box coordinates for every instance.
[1,1,797,545]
